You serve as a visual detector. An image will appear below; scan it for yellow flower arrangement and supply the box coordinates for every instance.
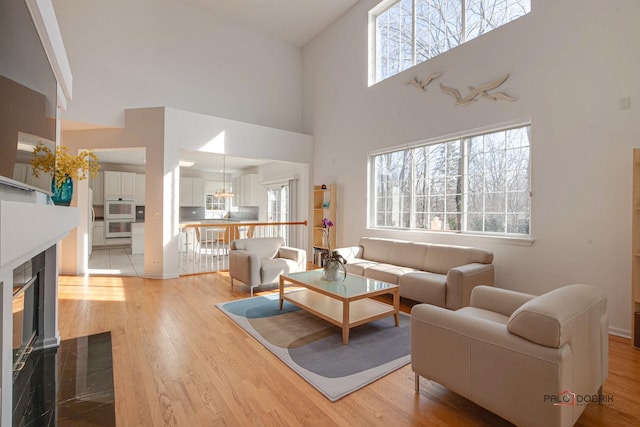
[31,143,101,189]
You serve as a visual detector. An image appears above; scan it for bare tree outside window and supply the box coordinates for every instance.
[372,125,530,236]
[373,0,530,83]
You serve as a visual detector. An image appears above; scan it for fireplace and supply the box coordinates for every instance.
[10,247,54,424]
[12,251,45,379]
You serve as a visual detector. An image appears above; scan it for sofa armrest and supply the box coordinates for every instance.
[278,246,307,269]
[229,250,261,286]
[470,285,535,317]
[445,263,495,310]
[334,246,362,261]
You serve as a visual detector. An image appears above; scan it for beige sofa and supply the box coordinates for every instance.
[411,284,609,427]
[335,237,494,309]
[229,237,306,296]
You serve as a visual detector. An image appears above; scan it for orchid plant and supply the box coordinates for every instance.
[321,217,347,280]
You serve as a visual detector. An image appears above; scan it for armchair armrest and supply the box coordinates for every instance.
[229,250,261,286]
[445,263,495,310]
[334,246,362,261]
[278,246,307,270]
[278,246,306,262]
[470,285,535,317]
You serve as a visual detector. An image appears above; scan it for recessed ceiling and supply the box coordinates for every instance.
[185,0,360,46]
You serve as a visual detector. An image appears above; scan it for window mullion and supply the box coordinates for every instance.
[410,148,416,229]
[461,0,467,43]
[412,0,417,66]
[462,139,469,232]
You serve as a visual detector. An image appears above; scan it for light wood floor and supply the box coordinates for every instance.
[57,272,640,427]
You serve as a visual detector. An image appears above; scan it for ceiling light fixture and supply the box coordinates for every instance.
[214,156,234,198]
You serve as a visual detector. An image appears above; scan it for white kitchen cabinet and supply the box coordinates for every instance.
[90,171,104,206]
[104,171,136,200]
[121,172,136,198]
[135,174,145,205]
[232,174,260,206]
[179,177,204,207]
[92,220,105,246]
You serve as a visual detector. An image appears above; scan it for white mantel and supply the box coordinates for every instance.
[0,201,79,269]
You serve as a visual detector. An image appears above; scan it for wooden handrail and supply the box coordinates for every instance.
[179,221,307,229]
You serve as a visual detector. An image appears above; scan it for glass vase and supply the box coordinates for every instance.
[51,176,73,206]
[322,258,340,281]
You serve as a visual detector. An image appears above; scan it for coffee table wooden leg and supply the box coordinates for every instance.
[279,276,284,310]
[342,301,350,345]
[393,289,400,327]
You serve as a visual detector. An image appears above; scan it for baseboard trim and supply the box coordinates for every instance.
[609,326,630,339]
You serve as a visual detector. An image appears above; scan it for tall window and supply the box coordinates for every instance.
[371,0,531,83]
[371,124,530,236]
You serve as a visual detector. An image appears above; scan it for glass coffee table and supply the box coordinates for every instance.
[279,270,400,345]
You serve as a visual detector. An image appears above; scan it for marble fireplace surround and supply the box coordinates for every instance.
[0,199,79,425]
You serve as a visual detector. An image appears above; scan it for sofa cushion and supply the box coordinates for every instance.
[360,237,395,263]
[232,237,284,260]
[389,241,429,270]
[260,258,298,284]
[424,244,493,275]
[399,271,446,306]
[506,284,606,348]
[344,258,378,276]
[364,263,416,285]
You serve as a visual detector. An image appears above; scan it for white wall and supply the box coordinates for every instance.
[53,0,303,132]
[302,0,640,335]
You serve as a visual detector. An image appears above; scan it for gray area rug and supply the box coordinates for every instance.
[216,293,411,401]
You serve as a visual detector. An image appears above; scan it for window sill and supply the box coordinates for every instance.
[367,227,534,247]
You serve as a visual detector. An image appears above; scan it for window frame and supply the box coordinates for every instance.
[368,0,531,85]
[368,122,532,238]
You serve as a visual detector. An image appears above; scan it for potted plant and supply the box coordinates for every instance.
[31,143,101,206]
[321,218,347,281]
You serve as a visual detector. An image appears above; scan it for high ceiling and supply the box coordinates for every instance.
[68,1,363,169]
[185,0,360,46]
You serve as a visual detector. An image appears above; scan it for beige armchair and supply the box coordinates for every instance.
[229,237,306,296]
[411,284,608,427]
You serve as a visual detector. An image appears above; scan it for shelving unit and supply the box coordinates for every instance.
[312,184,336,265]
[633,149,640,348]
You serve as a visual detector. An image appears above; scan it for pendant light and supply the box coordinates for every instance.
[214,156,234,198]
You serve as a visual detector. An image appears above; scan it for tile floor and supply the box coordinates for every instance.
[88,247,144,276]
[13,332,115,426]
[89,247,228,276]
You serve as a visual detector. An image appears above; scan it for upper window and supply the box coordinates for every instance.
[370,0,531,83]
[370,124,531,236]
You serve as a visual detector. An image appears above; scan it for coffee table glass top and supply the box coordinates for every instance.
[281,270,397,298]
